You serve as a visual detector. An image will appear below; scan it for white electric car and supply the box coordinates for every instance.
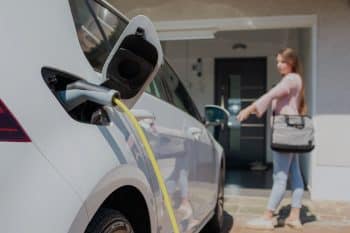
[0,0,229,233]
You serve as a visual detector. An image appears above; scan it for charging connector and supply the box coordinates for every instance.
[57,80,120,111]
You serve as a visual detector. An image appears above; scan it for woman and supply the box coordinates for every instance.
[237,48,307,229]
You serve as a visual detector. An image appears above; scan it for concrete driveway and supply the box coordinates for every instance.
[209,195,350,233]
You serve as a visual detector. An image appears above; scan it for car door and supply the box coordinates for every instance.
[160,63,218,218]
[133,73,198,232]
[134,63,218,232]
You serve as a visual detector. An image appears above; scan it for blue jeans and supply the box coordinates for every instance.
[267,151,304,211]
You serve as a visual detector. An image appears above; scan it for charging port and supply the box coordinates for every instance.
[42,67,110,125]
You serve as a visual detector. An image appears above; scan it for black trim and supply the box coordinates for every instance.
[274,113,313,119]
[271,143,315,153]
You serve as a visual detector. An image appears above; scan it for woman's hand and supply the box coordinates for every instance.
[236,104,256,122]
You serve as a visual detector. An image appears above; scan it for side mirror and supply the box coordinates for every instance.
[204,105,230,127]
[101,15,163,108]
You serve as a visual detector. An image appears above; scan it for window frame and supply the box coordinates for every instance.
[161,61,203,122]
[69,0,130,72]
[145,72,172,103]
[95,0,129,25]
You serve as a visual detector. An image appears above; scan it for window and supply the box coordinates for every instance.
[69,0,166,101]
[161,62,202,121]
[69,0,127,71]
[69,1,195,110]
[145,73,169,102]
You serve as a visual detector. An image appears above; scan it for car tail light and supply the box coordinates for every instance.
[0,99,31,142]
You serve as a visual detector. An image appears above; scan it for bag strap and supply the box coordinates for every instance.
[285,115,305,129]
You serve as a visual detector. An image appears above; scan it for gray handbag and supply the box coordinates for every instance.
[271,114,315,153]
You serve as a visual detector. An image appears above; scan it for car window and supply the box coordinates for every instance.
[69,0,168,101]
[161,62,202,121]
[145,73,169,102]
[69,0,127,72]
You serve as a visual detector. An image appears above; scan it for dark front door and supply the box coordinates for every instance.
[215,58,267,168]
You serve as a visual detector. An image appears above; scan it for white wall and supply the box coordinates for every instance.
[298,28,313,187]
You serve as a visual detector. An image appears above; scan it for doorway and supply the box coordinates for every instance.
[215,57,267,168]
[161,21,316,195]
[214,57,275,194]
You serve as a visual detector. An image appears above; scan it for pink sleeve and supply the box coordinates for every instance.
[253,74,297,117]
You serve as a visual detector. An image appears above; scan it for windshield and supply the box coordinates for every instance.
[69,0,128,71]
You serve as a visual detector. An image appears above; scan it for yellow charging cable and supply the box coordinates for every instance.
[113,98,180,233]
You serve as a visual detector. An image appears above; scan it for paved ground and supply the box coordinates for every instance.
[221,194,350,233]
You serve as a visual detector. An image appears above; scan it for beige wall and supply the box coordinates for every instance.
[298,28,313,187]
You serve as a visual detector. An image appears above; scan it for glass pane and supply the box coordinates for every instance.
[145,73,168,102]
[227,75,241,128]
[69,0,127,71]
[162,63,201,120]
[227,74,241,158]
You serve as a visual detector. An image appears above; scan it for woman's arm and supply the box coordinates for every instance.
[236,103,257,122]
[237,74,299,122]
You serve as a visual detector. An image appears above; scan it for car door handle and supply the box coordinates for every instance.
[187,127,202,140]
[131,109,156,121]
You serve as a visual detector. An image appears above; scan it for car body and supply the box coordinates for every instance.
[0,0,226,232]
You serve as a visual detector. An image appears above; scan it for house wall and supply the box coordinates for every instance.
[298,28,313,188]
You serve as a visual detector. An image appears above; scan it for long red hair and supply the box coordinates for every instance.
[278,48,307,115]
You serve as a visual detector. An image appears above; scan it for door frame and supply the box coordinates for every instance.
[214,57,268,167]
